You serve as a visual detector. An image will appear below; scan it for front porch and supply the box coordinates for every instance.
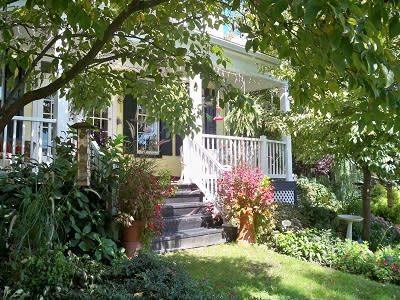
[182,133,296,206]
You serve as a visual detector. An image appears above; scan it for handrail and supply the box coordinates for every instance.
[186,137,226,203]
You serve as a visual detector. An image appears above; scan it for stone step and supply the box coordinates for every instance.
[163,214,208,233]
[152,227,224,252]
[164,193,202,204]
[161,202,205,217]
[171,183,198,192]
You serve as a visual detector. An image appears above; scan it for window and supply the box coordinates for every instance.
[41,95,55,156]
[136,105,160,154]
[123,95,174,156]
[89,108,109,135]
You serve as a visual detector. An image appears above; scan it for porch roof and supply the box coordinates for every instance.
[210,35,286,91]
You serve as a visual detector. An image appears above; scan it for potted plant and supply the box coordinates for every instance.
[115,156,174,257]
[217,164,276,243]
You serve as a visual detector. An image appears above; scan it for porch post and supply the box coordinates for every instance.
[55,92,70,139]
[182,75,203,183]
[280,83,293,181]
[189,75,203,136]
[260,135,268,175]
[55,34,70,140]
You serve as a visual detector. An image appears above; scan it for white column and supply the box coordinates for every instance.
[55,92,70,139]
[260,135,268,175]
[108,95,118,138]
[280,83,293,181]
[54,32,71,140]
[182,75,203,183]
[189,75,203,135]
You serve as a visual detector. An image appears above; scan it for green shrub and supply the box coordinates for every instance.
[274,228,400,285]
[275,229,340,266]
[10,246,75,298]
[0,136,121,262]
[296,177,341,229]
[373,245,400,284]
[297,177,341,211]
[275,204,309,232]
[333,240,375,276]
[371,183,400,225]
[351,215,400,251]
[75,251,230,300]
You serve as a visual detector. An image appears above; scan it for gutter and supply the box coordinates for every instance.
[209,35,281,67]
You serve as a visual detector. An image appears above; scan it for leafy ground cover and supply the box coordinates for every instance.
[167,243,400,300]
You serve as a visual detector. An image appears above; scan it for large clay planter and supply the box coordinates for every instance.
[121,221,145,258]
[236,215,255,244]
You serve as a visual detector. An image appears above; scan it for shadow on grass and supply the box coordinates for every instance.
[300,266,400,300]
[166,251,305,299]
[166,249,400,300]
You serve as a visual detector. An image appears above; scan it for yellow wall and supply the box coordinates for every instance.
[117,98,182,178]
[23,103,33,141]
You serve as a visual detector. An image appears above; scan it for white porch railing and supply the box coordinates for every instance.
[201,134,287,179]
[1,116,56,167]
[202,134,260,168]
[184,133,289,203]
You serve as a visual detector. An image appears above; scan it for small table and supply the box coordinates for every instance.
[337,214,364,240]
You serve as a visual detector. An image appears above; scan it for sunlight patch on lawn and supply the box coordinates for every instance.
[166,244,400,300]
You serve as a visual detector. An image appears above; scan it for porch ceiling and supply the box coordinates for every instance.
[216,67,284,92]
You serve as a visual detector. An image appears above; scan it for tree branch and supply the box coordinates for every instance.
[6,34,61,102]
[0,0,170,131]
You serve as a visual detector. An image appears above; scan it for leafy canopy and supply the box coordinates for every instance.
[239,0,400,129]
[0,0,239,134]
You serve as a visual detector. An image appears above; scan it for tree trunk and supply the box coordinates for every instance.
[386,183,394,208]
[361,165,372,241]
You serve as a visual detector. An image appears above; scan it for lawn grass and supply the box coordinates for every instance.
[166,243,400,300]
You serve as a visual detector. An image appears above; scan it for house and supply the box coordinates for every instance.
[1,1,296,249]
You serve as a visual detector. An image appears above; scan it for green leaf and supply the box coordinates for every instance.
[272,0,289,15]
[83,223,92,234]
[346,17,357,26]
[176,47,187,56]
[389,17,400,39]
[69,239,80,247]
[304,0,321,26]
[78,240,90,252]
[71,223,81,233]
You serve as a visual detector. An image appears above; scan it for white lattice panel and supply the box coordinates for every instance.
[274,190,295,205]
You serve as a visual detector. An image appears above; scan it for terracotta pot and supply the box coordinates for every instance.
[236,215,255,244]
[121,221,145,258]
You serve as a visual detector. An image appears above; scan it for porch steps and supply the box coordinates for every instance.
[152,183,224,252]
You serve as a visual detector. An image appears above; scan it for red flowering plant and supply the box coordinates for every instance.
[217,164,276,241]
[115,156,175,242]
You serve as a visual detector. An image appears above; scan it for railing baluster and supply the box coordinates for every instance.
[48,123,52,157]
[38,121,43,163]
[2,125,7,166]
[12,119,17,161]
[21,122,25,156]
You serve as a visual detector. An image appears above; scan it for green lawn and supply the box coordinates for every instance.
[166,243,400,300]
